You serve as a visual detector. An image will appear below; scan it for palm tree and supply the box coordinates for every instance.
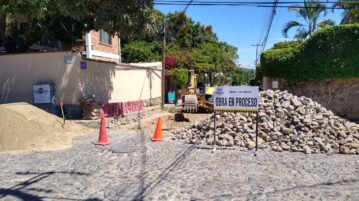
[282,0,335,41]
[333,0,359,24]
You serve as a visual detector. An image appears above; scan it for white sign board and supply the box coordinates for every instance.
[214,86,259,112]
[33,84,52,104]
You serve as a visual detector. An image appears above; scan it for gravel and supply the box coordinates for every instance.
[171,90,359,155]
[0,130,359,200]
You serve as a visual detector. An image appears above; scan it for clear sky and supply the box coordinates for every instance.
[155,1,343,69]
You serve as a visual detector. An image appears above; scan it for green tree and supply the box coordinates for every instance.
[191,42,238,71]
[172,68,189,102]
[172,68,189,87]
[0,0,153,52]
[333,0,359,24]
[282,0,335,41]
[122,41,161,63]
[121,10,239,72]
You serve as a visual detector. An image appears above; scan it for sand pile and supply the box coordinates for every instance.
[0,102,91,152]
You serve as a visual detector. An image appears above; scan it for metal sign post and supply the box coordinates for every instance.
[213,86,260,156]
[255,111,259,156]
[212,111,217,153]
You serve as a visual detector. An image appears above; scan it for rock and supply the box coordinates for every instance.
[190,138,198,144]
[348,143,359,149]
[246,141,256,150]
[266,90,274,98]
[227,138,234,146]
[303,118,311,126]
[281,101,290,108]
[339,146,351,154]
[290,135,300,143]
[280,142,290,151]
[259,112,266,117]
[205,130,214,137]
[282,127,292,135]
[207,136,214,145]
[303,146,312,154]
[242,134,250,139]
[218,140,227,146]
[227,124,234,129]
[170,90,359,155]
[291,98,302,107]
[261,127,271,133]
[272,146,283,152]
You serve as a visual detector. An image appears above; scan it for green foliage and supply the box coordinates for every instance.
[165,12,217,49]
[172,68,189,87]
[231,73,243,85]
[272,41,302,49]
[122,41,160,63]
[251,65,263,86]
[261,24,359,81]
[123,11,238,73]
[231,71,253,85]
[333,0,359,24]
[282,0,335,41]
[0,0,153,52]
[191,42,238,71]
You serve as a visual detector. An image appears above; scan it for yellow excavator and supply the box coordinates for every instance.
[183,70,214,113]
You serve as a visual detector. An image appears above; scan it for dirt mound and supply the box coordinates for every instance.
[0,102,91,153]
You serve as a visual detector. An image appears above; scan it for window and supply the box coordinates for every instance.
[100,29,112,45]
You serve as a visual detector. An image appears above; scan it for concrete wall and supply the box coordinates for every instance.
[0,52,161,105]
[263,76,359,120]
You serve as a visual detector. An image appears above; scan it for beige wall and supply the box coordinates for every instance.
[0,52,161,105]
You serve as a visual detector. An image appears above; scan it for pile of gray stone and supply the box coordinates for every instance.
[171,90,359,154]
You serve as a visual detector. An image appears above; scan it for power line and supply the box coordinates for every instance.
[154,0,358,4]
[154,4,349,9]
[183,0,194,12]
[252,43,263,66]
[260,0,279,54]
[154,1,354,9]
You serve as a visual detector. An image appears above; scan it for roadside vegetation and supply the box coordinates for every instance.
[258,0,359,81]
[261,24,359,81]
[0,0,153,52]
[122,11,252,85]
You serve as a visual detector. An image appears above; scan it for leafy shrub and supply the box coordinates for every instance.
[261,24,359,80]
[272,41,302,49]
[122,41,160,63]
[172,68,189,87]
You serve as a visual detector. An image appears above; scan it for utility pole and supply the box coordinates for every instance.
[161,18,166,109]
[252,44,263,67]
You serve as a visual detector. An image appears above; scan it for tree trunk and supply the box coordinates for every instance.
[0,14,8,49]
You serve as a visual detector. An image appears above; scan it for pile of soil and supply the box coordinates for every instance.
[0,102,91,153]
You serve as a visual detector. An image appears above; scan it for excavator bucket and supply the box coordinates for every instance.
[184,95,198,112]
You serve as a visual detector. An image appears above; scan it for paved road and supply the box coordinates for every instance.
[0,129,359,201]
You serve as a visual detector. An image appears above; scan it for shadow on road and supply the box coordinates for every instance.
[132,110,196,200]
[0,171,99,201]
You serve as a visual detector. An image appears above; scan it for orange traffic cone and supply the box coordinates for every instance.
[152,117,163,141]
[96,109,111,145]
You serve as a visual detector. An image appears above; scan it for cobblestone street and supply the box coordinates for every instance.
[1,129,359,201]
